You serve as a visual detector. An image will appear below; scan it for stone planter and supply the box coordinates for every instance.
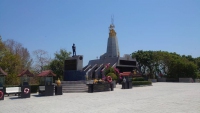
[148,79,157,82]
[179,78,194,83]
[112,81,116,88]
[157,78,166,82]
[88,83,111,93]
[195,79,200,83]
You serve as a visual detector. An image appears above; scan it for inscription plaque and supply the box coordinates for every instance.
[64,59,77,70]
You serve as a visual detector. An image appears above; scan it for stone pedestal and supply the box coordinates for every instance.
[122,82,128,89]
[39,85,54,96]
[55,86,62,95]
[122,81,132,89]
[128,81,132,89]
[88,84,93,93]
[20,85,31,98]
[110,83,114,91]
[45,85,54,96]
[0,87,4,100]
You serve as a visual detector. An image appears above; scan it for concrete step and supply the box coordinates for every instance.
[61,81,88,93]
[62,84,87,86]
[62,87,87,90]
[62,90,87,93]
[62,87,87,89]
[61,81,86,84]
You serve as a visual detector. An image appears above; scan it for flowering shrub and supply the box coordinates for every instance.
[93,79,105,84]
[106,76,112,83]
[106,73,117,80]
[104,64,120,80]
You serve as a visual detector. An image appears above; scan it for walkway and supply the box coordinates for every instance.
[0,83,200,113]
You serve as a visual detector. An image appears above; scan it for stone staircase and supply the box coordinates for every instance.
[61,81,88,93]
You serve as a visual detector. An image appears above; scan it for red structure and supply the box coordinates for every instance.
[37,70,56,77]
[18,69,34,77]
[37,70,56,96]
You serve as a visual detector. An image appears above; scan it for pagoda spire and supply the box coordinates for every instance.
[109,16,116,37]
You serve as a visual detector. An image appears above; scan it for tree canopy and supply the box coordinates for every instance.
[47,49,71,80]
[132,50,198,79]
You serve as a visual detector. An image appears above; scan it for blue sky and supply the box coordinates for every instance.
[0,0,200,66]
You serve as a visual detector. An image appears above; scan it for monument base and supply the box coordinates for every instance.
[64,70,86,81]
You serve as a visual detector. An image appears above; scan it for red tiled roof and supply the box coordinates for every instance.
[18,69,34,77]
[133,73,142,77]
[120,71,142,77]
[0,67,7,76]
[37,70,56,77]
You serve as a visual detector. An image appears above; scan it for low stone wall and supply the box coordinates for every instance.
[166,78,179,82]
[179,78,194,83]
[148,79,157,82]
[157,78,166,82]
[195,79,200,83]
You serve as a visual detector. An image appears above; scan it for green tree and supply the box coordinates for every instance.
[0,51,22,85]
[0,37,23,85]
[3,39,33,69]
[48,49,71,80]
[132,50,198,79]
[132,50,157,78]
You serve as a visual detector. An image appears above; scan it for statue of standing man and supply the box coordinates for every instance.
[72,43,76,57]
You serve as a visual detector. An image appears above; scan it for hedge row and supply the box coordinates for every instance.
[132,77,145,81]
[132,81,152,86]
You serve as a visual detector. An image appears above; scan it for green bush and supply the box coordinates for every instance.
[106,73,117,80]
[132,77,145,81]
[196,72,200,79]
[132,81,152,86]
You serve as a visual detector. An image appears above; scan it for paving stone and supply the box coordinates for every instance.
[0,83,200,113]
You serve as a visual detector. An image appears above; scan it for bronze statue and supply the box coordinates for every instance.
[72,43,76,56]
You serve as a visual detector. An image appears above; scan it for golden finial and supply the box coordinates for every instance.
[109,29,116,37]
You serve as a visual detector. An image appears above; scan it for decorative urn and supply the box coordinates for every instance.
[56,78,61,86]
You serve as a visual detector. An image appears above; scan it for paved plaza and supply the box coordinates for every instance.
[0,83,200,113]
